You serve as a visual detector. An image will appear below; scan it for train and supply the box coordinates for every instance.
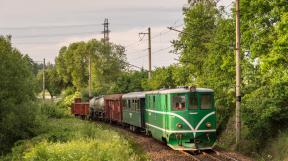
[71,86,216,151]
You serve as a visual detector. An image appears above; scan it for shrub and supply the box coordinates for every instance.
[23,138,139,161]
[41,101,69,119]
[0,36,45,154]
[4,118,146,161]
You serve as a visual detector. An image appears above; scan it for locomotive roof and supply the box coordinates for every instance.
[122,92,146,99]
[146,87,213,94]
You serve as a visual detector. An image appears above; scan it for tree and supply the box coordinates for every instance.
[55,39,127,94]
[110,69,147,93]
[0,36,42,153]
[37,65,64,99]
[173,0,236,132]
[239,0,288,149]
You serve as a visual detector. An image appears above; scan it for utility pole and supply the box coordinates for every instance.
[235,0,241,149]
[102,18,110,43]
[139,27,152,79]
[42,58,45,103]
[88,54,92,98]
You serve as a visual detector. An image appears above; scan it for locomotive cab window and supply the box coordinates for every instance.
[172,96,186,110]
[189,94,198,110]
[200,94,213,109]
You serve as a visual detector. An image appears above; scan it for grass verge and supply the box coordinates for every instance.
[1,118,149,161]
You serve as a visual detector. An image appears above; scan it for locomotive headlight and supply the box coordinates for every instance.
[206,122,212,128]
[176,123,183,128]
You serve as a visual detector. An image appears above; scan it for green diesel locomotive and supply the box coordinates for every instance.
[144,86,216,150]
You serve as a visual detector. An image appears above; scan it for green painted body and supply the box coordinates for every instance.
[122,97,145,128]
[123,108,142,127]
[145,90,216,150]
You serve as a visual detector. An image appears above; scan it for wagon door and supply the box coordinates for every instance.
[164,94,169,136]
[140,98,145,128]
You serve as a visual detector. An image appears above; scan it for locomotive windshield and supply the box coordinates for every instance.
[200,94,213,109]
[189,94,198,110]
[172,96,186,110]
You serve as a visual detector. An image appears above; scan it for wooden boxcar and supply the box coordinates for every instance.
[145,87,216,150]
[104,94,123,123]
[71,98,89,118]
[122,92,146,131]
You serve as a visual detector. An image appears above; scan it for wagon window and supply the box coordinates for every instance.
[132,100,135,110]
[134,100,137,111]
[122,100,127,109]
[128,100,131,109]
[200,95,212,109]
[149,96,153,108]
[189,94,198,110]
[165,95,168,108]
[135,100,139,111]
[153,96,156,108]
[172,96,186,110]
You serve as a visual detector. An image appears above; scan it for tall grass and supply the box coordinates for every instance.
[2,118,148,161]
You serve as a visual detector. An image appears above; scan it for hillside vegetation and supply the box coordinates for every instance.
[2,117,148,161]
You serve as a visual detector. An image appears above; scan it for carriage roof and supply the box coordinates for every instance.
[122,92,146,99]
[145,87,213,95]
[104,94,123,100]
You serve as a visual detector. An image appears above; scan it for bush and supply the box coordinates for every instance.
[3,118,147,161]
[57,91,80,110]
[0,36,44,154]
[242,82,288,147]
[23,138,139,161]
[41,102,69,119]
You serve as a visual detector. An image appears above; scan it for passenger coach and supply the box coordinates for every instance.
[122,92,146,131]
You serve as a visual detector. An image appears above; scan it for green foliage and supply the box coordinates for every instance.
[111,70,147,93]
[142,66,176,90]
[264,131,288,161]
[0,36,44,154]
[3,118,147,161]
[56,90,81,112]
[40,102,69,119]
[55,39,127,94]
[242,82,288,145]
[238,0,288,154]
[37,65,64,98]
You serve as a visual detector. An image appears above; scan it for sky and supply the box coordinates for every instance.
[0,0,232,70]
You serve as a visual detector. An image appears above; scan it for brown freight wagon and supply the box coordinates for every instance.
[71,98,89,119]
[104,94,123,123]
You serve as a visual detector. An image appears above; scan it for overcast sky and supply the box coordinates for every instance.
[0,0,232,69]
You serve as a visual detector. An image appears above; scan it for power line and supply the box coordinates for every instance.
[124,22,183,50]
[126,48,148,55]
[122,60,145,70]
[167,26,234,49]
[12,31,99,38]
[130,45,172,61]
[153,45,173,54]
[0,23,102,30]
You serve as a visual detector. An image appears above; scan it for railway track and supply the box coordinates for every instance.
[180,149,240,161]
